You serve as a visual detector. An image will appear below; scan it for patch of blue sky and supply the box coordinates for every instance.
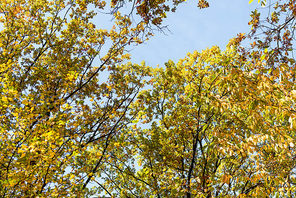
[129,0,259,67]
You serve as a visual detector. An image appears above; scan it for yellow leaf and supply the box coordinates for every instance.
[69,174,75,181]
[291,90,296,98]
[222,174,231,184]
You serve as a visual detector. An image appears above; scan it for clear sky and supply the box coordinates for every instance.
[129,0,260,67]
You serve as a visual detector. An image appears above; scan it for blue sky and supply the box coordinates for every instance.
[0,1,261,68]
[129,0,260,67]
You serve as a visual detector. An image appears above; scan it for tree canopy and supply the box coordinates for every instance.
[1,0,296,197]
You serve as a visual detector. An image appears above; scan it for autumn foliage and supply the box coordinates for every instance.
[1,0,296,197]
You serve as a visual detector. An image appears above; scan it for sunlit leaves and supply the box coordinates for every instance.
[0,0,162,196]
[111,40,296,197]
[2,0,296,197]
[198,0,209,9]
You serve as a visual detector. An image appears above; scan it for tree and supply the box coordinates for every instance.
[111,0,296,196]
[2,0,296,197]
[115,36,296,197]
[0,0,210,197]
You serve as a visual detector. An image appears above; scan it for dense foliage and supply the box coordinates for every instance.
[1,0,296,197]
